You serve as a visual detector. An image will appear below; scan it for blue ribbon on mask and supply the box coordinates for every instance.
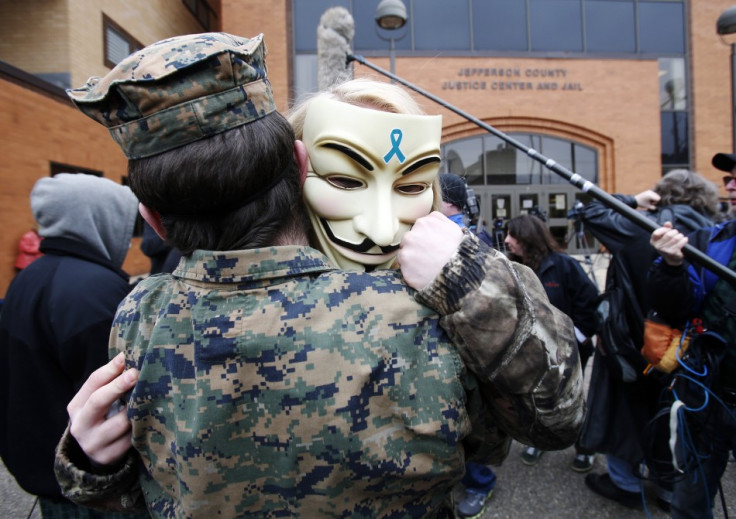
[383,129,406,164]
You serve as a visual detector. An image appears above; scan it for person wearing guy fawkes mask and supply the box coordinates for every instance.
[298,93,442,272]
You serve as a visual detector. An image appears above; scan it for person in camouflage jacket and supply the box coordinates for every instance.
[54,33,584,518]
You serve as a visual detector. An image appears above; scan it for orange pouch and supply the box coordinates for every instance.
[641,318,690,374]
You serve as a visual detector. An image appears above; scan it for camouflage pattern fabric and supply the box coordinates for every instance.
[420,232,584,451]
[55,236,584,518]
[66,33,276,159]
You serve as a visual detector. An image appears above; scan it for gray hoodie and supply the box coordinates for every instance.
[31,173,139,267]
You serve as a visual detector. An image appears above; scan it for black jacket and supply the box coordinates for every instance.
[580,196,714,317]
[0,238,132,499]
[578,196,714,462]
[536,252,599,338]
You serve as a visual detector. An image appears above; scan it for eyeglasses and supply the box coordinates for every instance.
[723,175,736,188]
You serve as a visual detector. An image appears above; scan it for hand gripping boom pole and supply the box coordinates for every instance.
[347,53,736,287]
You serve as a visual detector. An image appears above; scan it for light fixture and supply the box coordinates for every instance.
[374,0,408,80]
[717,6,736,36]
[375,0,407,30]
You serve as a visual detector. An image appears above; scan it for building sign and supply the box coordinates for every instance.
[442,67,583,92]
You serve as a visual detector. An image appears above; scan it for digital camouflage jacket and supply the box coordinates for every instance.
[55,234,583,518]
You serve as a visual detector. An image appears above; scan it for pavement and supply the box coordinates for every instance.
[1,458,40,519]
[2,441,735,518]
[472,349,736,519]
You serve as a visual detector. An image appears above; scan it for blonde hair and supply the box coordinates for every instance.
[287,78,441,208]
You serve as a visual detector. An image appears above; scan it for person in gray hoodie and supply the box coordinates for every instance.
[0,173,145,518]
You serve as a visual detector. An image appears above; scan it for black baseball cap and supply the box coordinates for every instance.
[712,152,736,173]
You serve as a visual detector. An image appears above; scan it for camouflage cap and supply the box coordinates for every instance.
[67,32,276,159]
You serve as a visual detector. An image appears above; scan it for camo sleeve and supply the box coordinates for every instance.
[55,424,146,512]
[416,232,585,451]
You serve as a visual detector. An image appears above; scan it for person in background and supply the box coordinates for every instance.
[471,216,496,248]
[53,33,583,518]
[504,213,599,471]
[713,152,736,217]
[14,227,43,271]
[649,211,736,519]
[577,169,719,511]
[0,173,145,519]
[437,172,498,519]
[439,173,469,227]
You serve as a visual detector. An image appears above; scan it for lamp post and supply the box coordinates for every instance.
[717,6,736,153]
[375,0,408,82]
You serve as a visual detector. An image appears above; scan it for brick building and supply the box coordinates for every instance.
[0,0,733,296]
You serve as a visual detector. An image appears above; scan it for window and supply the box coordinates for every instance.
[530,0,583,52]
[103,15,142,69]
[541,137,574,185]
[441,133,598,186]
[413,0,470,51]
[293,54,319,103]
[638,1,685,54]
[484,136,525,185]
[585,1,636,53]
[661,111,689,166]
[294,0,351,52]
[182,0,218,31]
[294,0,686,56]
[659,58,687,110]
[473,0,528,52]
[444,138,485,185]
[50,162,102,177]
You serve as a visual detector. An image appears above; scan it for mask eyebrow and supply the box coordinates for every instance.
[402,156,441,176]
[321,143,374,171]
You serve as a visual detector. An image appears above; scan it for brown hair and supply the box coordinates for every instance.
[505,214,562,271]
[128,112,307,255]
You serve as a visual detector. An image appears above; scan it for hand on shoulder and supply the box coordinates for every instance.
[397,212,464,290]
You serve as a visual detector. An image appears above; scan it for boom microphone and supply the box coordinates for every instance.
[346,53,736,287]
[317,7,355,90]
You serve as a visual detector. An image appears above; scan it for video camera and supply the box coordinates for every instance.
[567,201,585,220]
[528,206,547,222]
[567,201,585,233]
[465,184,480,219]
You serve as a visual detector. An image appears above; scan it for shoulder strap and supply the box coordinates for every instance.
[608,255,644,322]
[656,207,675,227]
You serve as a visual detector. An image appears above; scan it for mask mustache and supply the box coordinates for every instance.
[320,218,399,254]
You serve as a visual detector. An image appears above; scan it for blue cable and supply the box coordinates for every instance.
[675,322,708,378]
[673,373,736,421]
